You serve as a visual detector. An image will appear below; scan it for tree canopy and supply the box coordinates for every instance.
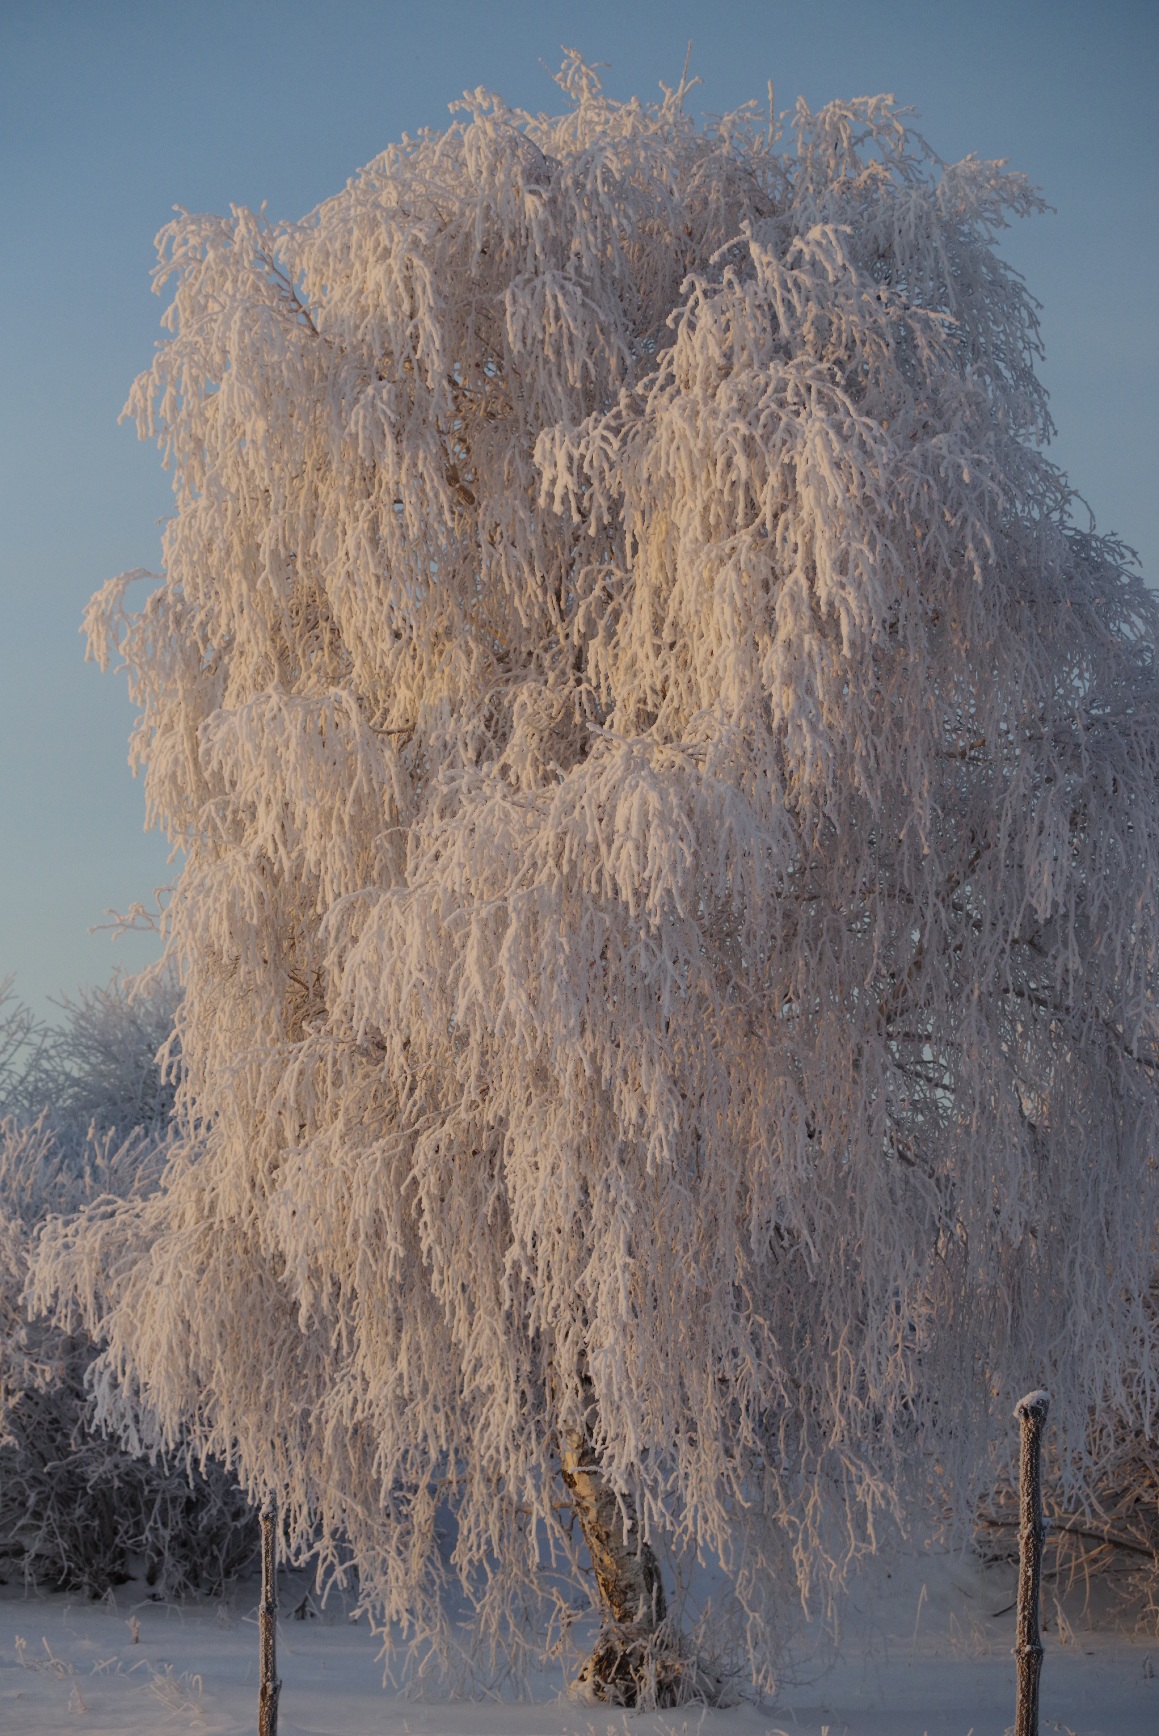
[40,56,1159,1694]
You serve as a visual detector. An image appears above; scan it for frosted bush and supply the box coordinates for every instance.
[0,980,258,1595]
[34,57,1159,1693]
[977,1293,1159,1632]
[0,981,43,1114]
[8,973,180,1145]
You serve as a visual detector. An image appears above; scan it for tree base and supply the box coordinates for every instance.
[572,1622,723,1709]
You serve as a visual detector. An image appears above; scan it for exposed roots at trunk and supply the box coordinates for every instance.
[571,1616,724,1709]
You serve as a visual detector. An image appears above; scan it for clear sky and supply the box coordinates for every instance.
[1,0,1156,1015]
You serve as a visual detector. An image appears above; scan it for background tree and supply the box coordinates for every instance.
[6,973,179,1141]
[0,975,258,1596]
[37,58,1159,1700]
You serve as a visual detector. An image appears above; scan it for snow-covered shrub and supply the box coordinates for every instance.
[7,974,179,1144]
[0,979,43,1114]
[35,56,1159,1697]
[976,1318,1159,1631]
[0,979,258,1595]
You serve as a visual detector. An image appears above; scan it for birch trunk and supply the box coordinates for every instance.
[558,1373,673,1705]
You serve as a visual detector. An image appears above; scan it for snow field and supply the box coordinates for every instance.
[0,1549,1153,1735]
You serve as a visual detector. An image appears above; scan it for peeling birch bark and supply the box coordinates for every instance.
[559,1430,666,1622]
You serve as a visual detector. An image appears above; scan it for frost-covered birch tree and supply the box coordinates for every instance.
[37,56,1159,1701]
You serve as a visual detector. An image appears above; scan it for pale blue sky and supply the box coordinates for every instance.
[1,0,1156,1014]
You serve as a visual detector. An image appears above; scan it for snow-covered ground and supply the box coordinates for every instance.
[0,1549,1154,1735]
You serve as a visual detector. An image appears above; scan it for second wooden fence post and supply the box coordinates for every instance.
[1013,1389,1050,1736]
[258,1496,281,1736]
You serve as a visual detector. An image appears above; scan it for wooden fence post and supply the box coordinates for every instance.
[258,1496,281,1736]
[1013,1389,1050,1736]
